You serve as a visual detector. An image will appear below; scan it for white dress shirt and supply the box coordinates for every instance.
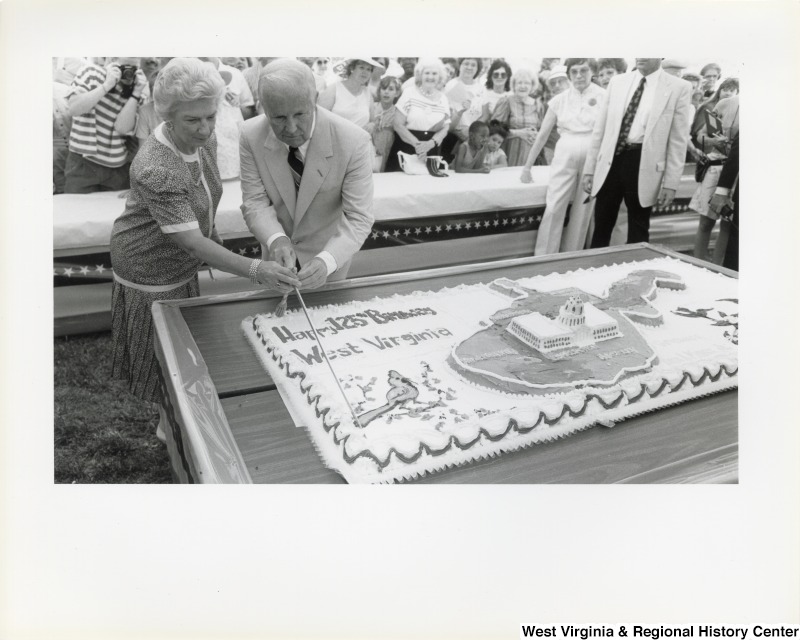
[624,67,663,144]
[264,116,339,276]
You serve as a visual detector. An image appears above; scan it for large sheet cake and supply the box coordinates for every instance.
[243,257,738,483]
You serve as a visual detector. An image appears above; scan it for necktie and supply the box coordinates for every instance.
[614,77,647,155]
[287,146,304,191]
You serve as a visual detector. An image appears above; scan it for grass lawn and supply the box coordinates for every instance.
[54,332,172,483]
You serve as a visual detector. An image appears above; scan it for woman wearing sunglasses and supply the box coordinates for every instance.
[482,60,512,119]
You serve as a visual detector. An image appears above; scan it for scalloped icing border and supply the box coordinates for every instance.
[243,315,738,484]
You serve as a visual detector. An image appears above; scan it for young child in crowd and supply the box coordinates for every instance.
[483,122,509,169]
[454,120,490,173]
[371,76,402,172]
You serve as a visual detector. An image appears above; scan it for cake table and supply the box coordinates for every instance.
[151,244,738,484]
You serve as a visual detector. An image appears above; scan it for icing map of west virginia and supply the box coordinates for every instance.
[451,270,685,395]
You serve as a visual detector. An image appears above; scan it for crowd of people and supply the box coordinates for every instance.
[53,56,739,262]
[51,56,740,439]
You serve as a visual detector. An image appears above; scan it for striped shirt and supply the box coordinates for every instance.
[67,63,131,168]
[396,85,451,131]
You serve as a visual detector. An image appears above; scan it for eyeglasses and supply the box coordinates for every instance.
[492,71,507,78]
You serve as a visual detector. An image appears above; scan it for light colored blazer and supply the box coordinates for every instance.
[583,71,692,208]
[239,107,374,280]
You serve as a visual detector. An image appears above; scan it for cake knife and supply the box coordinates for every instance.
[292,287,363,429]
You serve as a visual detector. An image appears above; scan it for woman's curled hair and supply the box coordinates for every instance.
[413,58,448,90]
[564,58,598,76]
[153,57,226,122]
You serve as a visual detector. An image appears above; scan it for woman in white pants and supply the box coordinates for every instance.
[520,58,605,255]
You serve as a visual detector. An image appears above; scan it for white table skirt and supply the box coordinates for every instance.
[53,166,634,255]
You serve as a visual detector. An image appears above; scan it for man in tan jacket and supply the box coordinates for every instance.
[239,58,374,287]
[582,58,692,247]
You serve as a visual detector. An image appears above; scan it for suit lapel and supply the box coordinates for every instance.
[645,73,670,138]
[294,108,333,227]
[263,126,297,217]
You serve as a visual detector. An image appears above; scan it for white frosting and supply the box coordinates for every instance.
[242,257,739,483]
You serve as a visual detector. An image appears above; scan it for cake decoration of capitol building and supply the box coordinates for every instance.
[505,296,621,353]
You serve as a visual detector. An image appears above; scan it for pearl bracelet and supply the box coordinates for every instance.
[248,258,262,284]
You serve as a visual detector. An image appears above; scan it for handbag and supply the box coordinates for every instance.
[695,121,713,183]
[695,156,711,183]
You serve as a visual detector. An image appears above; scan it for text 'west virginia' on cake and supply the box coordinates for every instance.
[242,257,738,484]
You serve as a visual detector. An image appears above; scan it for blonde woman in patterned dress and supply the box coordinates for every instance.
[110,58,300,441]
[491,68,544,166]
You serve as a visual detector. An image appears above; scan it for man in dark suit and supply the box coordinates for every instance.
[709,132,739,271]
[582,58,692,247]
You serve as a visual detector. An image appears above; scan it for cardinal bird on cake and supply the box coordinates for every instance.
[357,370,419,427]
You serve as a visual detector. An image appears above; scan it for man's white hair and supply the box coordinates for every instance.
[258,57,317,108]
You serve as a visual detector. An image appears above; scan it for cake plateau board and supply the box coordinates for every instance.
[151,244,738,484]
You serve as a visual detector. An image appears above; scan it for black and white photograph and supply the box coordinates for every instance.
[3,0,799,637]
[52,53,742,485]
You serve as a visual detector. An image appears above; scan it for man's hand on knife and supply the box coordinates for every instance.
[298,257,328,290]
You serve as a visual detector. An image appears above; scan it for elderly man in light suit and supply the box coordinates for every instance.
[239,58,374,288]
[583,58,692,247]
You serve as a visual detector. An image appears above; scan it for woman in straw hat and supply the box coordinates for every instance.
[318,57,385,131]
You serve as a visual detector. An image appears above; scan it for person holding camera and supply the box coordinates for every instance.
[64,57,147,193]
